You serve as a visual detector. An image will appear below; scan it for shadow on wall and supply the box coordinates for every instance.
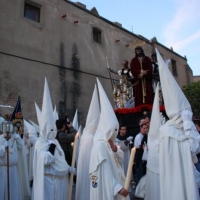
[69,43,82,119]
[58,42,67,118]
[58,43,82,122]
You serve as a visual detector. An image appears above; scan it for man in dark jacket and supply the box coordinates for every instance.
[56,119,77,165]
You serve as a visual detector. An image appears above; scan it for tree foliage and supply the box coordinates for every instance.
[182,81,200,118]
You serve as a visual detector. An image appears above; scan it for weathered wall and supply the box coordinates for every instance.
[0,0,193,125]
[153,43,192,88]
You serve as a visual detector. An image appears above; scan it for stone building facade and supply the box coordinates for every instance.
[0,0,193,124]
[193,76,200,82]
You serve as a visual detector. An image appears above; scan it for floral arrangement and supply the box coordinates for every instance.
[114,104,165,114]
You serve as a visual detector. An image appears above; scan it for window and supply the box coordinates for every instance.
[24,3,40,23]
[93,27,101,44]
[171,59,177,77]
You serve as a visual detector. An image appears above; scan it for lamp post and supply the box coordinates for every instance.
[1,116,14,200]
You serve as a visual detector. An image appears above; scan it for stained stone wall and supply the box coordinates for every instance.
[0,0,193,125]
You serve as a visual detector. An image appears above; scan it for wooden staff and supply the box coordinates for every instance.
[6,145,10,200]
[5,134,11,200]
[105,57,114,90]
[122,147,136,200]
[68,132,79,200]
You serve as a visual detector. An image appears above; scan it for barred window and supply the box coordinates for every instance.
[93,27,101,44]
[24,3,40,23]
[171,59,177,77]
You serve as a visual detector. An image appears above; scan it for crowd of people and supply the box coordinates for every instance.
[0,48,200,200]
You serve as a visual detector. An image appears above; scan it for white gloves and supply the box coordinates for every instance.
[126,136,133,141]
[69,167,77,175]
[4,141,9,148]
[126,136,133,144]
[181,110,193,122]
[47,139,56,145]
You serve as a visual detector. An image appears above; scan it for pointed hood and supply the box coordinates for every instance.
[76,86,100,199]
[94,78,119,142]
[78,125,82,136]
[33,78,69,200]
[24,119,37,136]
[73,109,79,131]
[39,78,57,139]
[76,125,82,162]
[35,102,42,128]
[148,84,161,140]
[53,105,59,121]
[82,84,100,139]
[156,49,191,125]
[29,120,40,134]
[147,84,161,174]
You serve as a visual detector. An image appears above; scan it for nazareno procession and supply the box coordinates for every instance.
[0,48,200,200]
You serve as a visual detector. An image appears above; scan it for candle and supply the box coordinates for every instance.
[6,124,10,132]
[68,132,79,200]
[122,147,136,200]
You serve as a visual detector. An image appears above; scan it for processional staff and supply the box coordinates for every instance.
[105,57,114,90]
[1,115,13,200]
[68,132,79,200]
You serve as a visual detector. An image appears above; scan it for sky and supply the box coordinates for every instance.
[73,0,200,75]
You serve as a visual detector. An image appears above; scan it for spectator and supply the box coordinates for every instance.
[56,118,77,166]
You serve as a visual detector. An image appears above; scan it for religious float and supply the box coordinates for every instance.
[112,74,166,137]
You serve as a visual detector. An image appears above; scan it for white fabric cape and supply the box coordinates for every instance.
[159,121,199,200]
[33,138,69,200]
[26,133,37,181]
[89,78,128,200]
[144,169,160,200]
[75,85,100,200]
[75,134,94,200]
[0,134,30,200]
[89,140,128,200]
[33,78,70,200]
[135,175,146,198]
[24,119,38,181]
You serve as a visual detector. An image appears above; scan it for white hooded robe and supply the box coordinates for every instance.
[0,133,30,200]
[32,78,70,200]
[75,85,100,200]
[89,79,129,200]
[159,120,199,200]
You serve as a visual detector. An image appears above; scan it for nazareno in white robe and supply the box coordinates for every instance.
[75,84,100,200]
[159,120,200,200]
[90,78,130,200]
[0,133,30,200]
[75,133,93,200]
[89,139,129,200]
[24,132,38,182]
[32,138,70,200]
